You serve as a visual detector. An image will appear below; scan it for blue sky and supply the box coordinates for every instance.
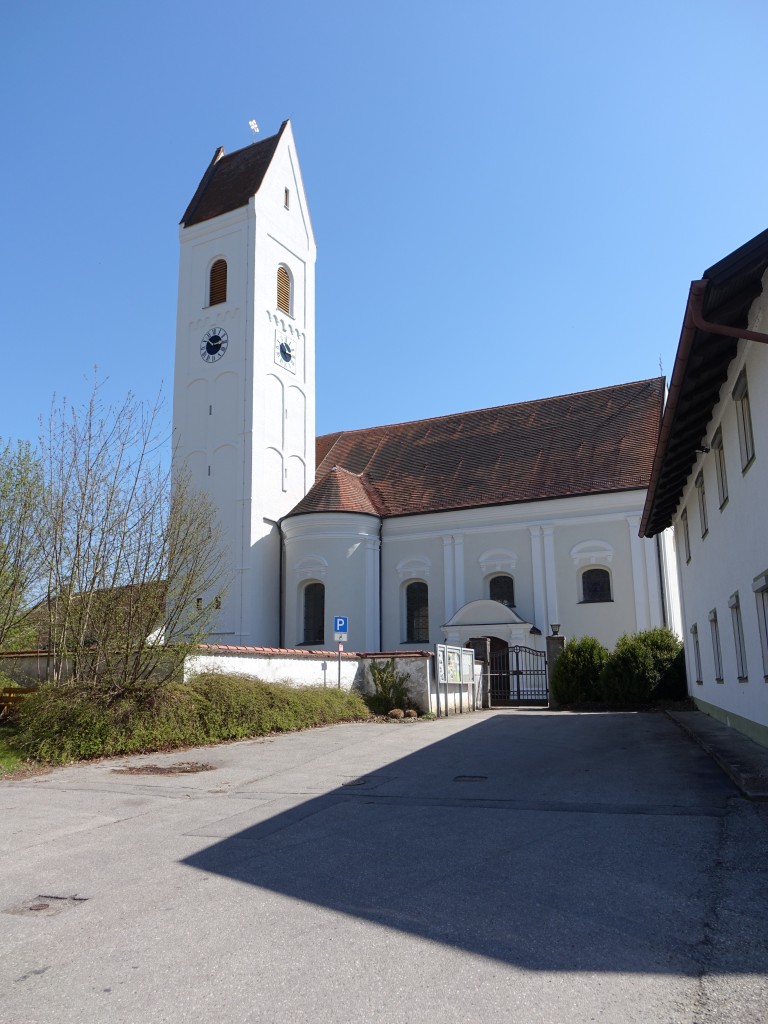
[3,1,768,444]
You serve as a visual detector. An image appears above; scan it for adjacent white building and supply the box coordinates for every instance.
[173,122,678,663]
[642,229,768,748]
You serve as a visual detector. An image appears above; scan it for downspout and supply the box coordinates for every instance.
[378,516,383,651]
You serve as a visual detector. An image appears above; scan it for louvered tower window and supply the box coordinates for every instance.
[277,265,292,314]
[209,259,227,306]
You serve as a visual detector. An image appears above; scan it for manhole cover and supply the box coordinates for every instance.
[454,775,488,782]
[112,762,216,776]
[5,895,88,917]
[341,777,368,787]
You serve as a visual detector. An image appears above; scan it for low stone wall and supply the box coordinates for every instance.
[186,645,361,690]
[0,644,481,718]
[186,646,479,716]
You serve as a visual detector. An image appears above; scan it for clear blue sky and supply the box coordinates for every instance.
[3,1,768,445]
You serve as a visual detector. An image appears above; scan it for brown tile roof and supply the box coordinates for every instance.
[181,122,287,227]
[287,378,665,520]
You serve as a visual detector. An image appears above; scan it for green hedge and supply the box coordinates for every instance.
[600,628,686,704]
[550,636,609,704]
[13,674,370,764]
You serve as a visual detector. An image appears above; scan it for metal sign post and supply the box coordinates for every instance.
[333,617,348,689]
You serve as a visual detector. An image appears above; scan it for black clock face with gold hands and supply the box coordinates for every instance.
[200,327,228,363]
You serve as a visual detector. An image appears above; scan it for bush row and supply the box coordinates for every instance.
[13,673,370,764]
[550,627,686,706]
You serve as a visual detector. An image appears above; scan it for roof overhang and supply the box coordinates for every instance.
[641,228,768,537]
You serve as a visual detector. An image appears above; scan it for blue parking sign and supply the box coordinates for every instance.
[334,616,348,633]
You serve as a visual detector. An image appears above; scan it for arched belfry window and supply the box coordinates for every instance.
[581,568,612,603]
[277,265,292,314]
[489,574,515,607]
[209,259,227,306]
[303,582,324,644]
[406,581,429,643]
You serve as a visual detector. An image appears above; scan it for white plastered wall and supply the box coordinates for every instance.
[672,282,768,737]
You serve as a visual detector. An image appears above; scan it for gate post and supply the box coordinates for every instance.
[466,637,491,708]
[546,633,565,708]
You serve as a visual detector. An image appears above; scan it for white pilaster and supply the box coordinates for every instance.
[443,535,455,621]
[453,534,465,611]
[542,526,559,629]
[627,514,650,631]
[529,526,547,632]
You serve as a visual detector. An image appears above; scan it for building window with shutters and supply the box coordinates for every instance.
[208,259,227,306]
[728,592,748,681]
[489,574,515,607]
[695,471,708,538]
[712,428,728,509]
[405,581,429,643]
[302,582,324,644]
[277,265,293,315]
[690,624,703,685]
[753,571,768,681]
[732,370,755,471]
[709,609,723,682]
[681,508,691,563]
[580,567,612,603]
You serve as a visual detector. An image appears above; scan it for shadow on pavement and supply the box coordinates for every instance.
[183,712,741,976]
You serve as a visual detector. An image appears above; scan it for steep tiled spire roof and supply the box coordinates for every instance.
[288,378,664,520]
[181,122,287,227]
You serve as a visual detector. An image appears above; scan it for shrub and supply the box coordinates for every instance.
[550,636,609,705]
[365,658,412,714]
[599,628,685,704]
[14,675,370,764]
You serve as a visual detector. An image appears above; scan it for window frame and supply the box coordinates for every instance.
[753,571,768,682]
[732,370,755,471]
[405,580,429,644]
[712,428,728,509]
[728,592,748,681]
[208,258,227,307]
[489,574,515,608]
[695,471,708,538]
[690,623,703,685]
[302,581,325,645]
[580,566,612,604]
[277,264,293,316]
[680,507,691,563]
[709,609,724,683]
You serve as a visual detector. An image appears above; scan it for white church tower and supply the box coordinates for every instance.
[172,121,316,646]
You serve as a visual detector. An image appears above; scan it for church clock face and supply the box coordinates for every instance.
[200,327,229,363]
[274,330,297,373]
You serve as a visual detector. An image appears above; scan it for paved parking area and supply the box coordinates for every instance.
[2,710,767,1024]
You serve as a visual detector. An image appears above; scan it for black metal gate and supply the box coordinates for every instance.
[488,645,548,706]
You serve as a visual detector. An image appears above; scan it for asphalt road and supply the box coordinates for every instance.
[2,710,767,1024]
